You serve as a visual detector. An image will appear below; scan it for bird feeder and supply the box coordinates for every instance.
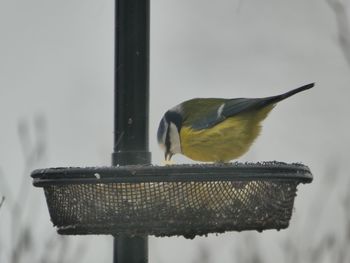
[32,163,312,238]
[31,1,313,262]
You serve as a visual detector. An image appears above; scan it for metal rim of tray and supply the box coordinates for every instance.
[31,161,312,185]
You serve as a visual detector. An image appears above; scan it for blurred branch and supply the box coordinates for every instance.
[16,115,47,213]
[281,159,344,263]
[327,0,350,65]
[302,159,339,239]
[192,243,210,263]
[0,196,4,210]
[309,233,336,263]
[0,168,15,204]
[335,179,350,263]
[233,234,264,263]
[0,115,85,263]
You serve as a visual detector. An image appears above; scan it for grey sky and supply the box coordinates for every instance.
[1,0,349,262]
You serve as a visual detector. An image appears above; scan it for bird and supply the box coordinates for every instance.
[157,83,314,163]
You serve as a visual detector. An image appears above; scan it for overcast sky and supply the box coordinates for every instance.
[1,0,350,262]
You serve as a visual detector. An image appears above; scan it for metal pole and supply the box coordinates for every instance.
[112,0,150,262]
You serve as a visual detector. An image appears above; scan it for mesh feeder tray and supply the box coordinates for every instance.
[32,161,312,239]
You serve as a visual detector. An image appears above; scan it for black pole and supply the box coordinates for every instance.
[112,0,150,263]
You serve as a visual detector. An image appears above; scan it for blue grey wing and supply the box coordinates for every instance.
[189,83,314,130]
[221,98,267,117]
[190,98,269,130]
[190,108,226,130]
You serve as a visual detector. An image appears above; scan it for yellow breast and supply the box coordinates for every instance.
[179,105,274,162]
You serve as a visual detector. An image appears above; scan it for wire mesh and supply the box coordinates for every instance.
[32,162,312,238]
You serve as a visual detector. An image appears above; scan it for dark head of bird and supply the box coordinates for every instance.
[157,109,183,161]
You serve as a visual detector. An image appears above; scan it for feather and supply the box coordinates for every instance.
[184,83,314,130]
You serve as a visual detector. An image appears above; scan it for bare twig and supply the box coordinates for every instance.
[0,168,15,204]
[327,0,350,65]
[1,115,85,263]
[280,159,345,263]
[302,159,340,239]
[0,196,4,209]
[336,179,350,263]
[233,234,264,263]
[193,243,211,263]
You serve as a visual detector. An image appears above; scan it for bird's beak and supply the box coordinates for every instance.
[165,151,173,161]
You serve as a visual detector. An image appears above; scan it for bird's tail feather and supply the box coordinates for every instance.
[276,83,314,101]
[275,83,315,102]
[261,83,314,106]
